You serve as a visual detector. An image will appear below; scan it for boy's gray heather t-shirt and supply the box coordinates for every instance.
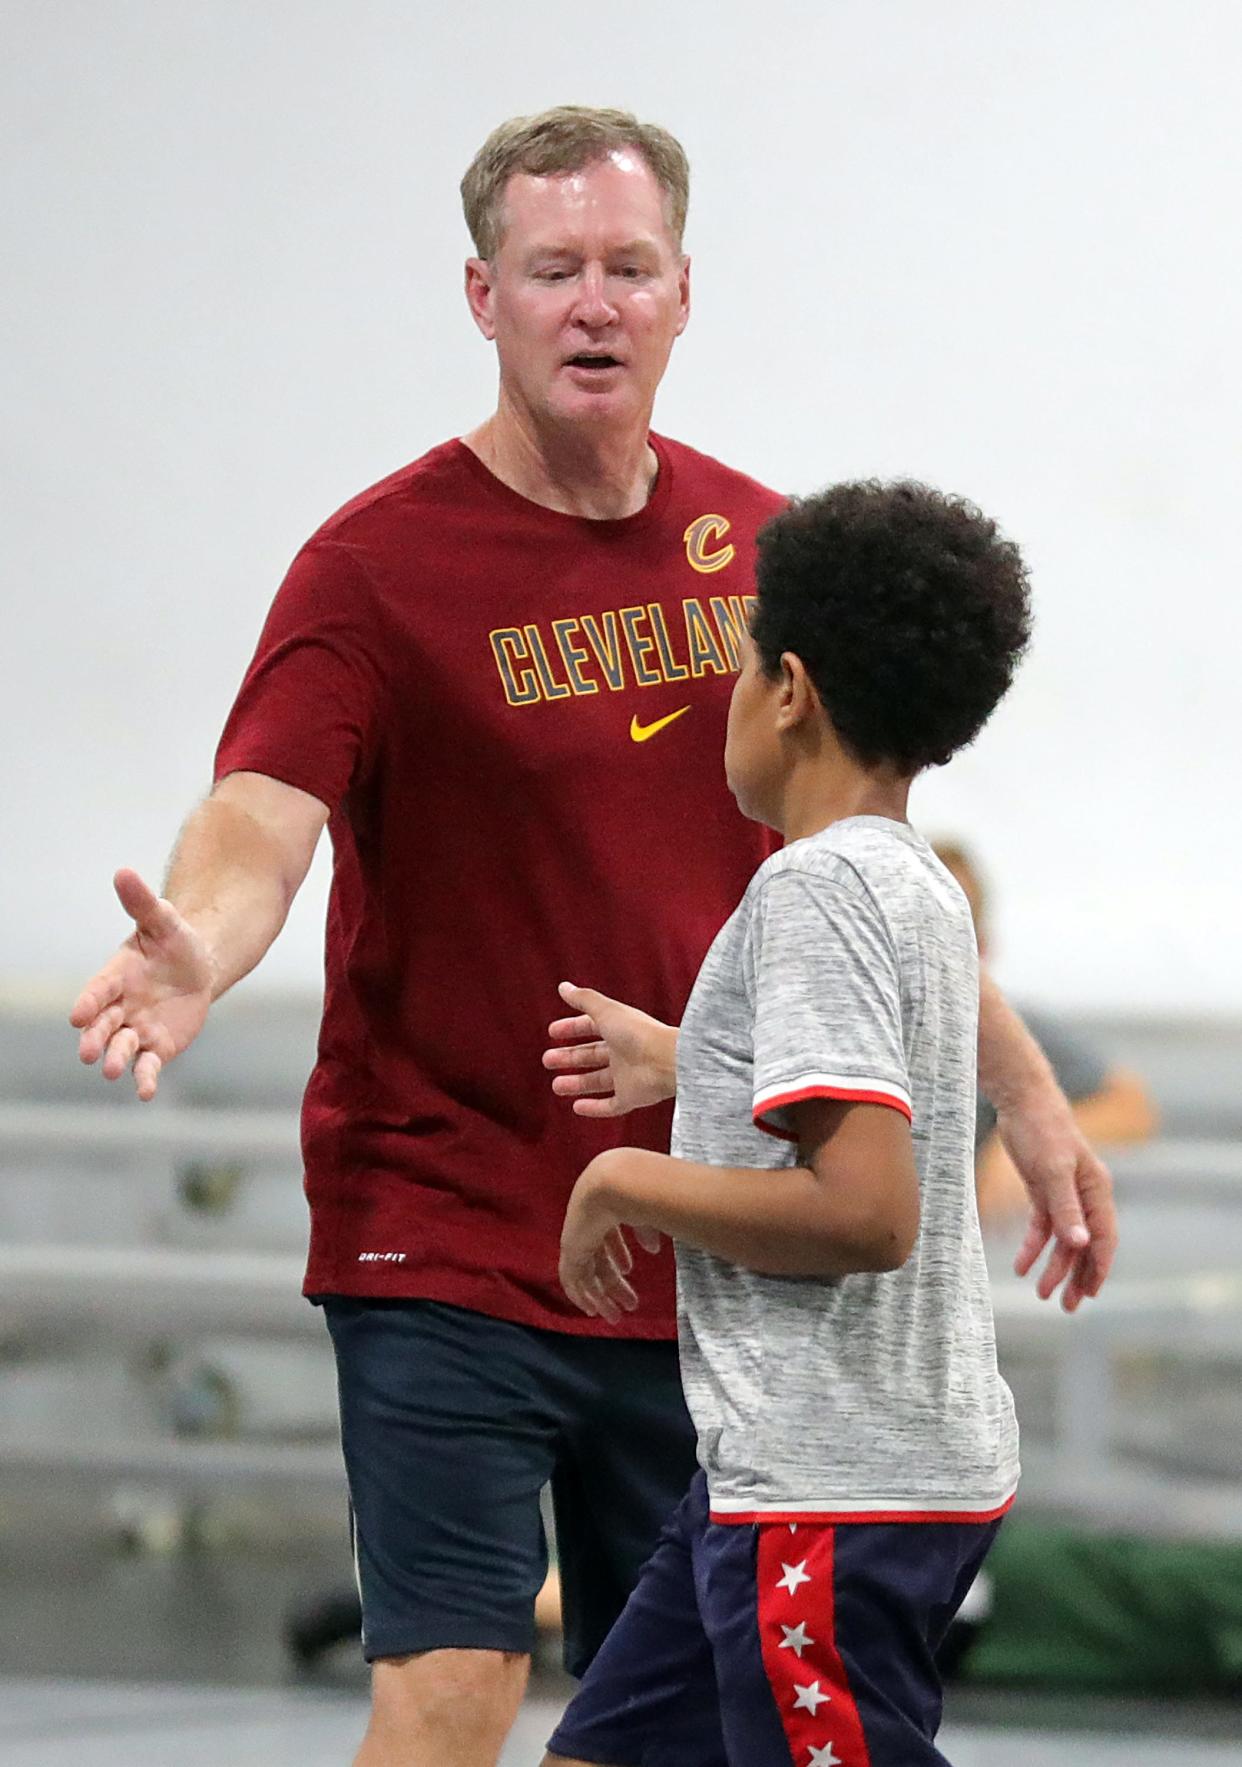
[672,815,1019,1520]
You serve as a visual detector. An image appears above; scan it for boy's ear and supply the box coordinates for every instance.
[776,652,820,730]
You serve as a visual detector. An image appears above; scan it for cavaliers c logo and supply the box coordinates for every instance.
[684,513,736,575]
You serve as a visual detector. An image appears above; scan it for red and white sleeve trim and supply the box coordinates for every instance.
[753,1073,912,1140]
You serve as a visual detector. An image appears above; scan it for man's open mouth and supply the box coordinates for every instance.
[566,354,622,370]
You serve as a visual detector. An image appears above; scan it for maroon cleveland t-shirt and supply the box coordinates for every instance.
[215,434,785,1336]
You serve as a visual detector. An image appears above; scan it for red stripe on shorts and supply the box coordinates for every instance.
[756,1520,872,1767]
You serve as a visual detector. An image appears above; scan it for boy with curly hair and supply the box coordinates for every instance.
[541,480,1031,1767]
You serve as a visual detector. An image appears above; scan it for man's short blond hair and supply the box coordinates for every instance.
[460,105,690,260]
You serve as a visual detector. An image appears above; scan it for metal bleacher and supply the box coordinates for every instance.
[2,994,1242,1537]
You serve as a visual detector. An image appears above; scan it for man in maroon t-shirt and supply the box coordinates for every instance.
[71,107,1116,1767]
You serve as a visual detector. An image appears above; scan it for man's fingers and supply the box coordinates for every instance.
[113,868,178,942]
[132,1017,177,1065]
[1056,1240,1104,1314]
[1039,1153,1116,1305]
[1077,1157,1118,1290]
[1066,1233,1113,1308]
[1037,1167,1090,1251]
[133,1050,163,1101]
[1035,1238,1077,1303]
[1079,1242,1113,1298]
[544,1040,609,1072]
[102,1027,141,1081]
[1012,1209,1052,1278]
[69,973,123,1031]
[547,1012,599,1045]
[1060,1260,1093,1314]
[1016,1203,1113,1309]
[77,1003,127,1064]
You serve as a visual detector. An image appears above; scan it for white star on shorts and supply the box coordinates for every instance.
[778,1621,815,1656]
[776,1559,812,1594]
[793,1679,832,1714]
[807,1744,842,1766]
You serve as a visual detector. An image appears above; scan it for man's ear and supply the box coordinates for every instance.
[675,254,691,337]
[465,258,497,340]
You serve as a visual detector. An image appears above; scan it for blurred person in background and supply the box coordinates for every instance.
[933,842,1157,1227]
[68,105,1116,1767]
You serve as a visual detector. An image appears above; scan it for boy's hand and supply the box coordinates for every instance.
[998,1099,1118,1311]
[559,1153,662,1322]
[543,982,677,1118]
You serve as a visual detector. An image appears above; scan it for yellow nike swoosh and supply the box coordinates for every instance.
[630,706,691,743]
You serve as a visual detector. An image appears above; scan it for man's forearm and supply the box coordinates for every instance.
[977,1069,1156,1225]
[976,968,1059,1108]
[587,1146,907,1277]
[164,795,305,1000]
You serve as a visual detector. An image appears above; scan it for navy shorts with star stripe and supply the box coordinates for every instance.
[547,1471,1000,1766]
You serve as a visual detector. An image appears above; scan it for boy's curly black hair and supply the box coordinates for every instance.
[750,480,1031,773]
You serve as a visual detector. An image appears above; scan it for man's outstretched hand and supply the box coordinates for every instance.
[998,1095,1118,1311]
[543,982,677,1119]
[69,868,213,1101]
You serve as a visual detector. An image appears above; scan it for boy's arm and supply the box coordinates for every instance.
[977,972,1118,1310]
[542,968,1119,1312]
[543,982,678,1116]
[559,1097,918,1323]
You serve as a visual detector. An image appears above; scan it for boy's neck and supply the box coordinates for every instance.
[776,767,912,845]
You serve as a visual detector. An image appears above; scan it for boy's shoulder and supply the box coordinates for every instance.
[747,818,974,943]
[751,816,938,898]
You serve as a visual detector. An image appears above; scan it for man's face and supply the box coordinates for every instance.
[466,151,690,433]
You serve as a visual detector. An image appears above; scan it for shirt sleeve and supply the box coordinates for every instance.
[214,540,388,813]
[747,868,912,1142]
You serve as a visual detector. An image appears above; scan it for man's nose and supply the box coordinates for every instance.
[571,266,618,326]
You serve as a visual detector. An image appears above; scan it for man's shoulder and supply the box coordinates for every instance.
[306,438,475,548]
[653,434,786,516]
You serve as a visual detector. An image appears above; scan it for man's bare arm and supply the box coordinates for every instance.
[977,1067,1156,1225]
[70,771,328,1099]
[977,970,1119,1310]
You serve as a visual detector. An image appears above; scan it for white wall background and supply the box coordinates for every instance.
[3,0,1238,1013]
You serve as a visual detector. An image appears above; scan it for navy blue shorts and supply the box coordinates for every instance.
[320,1297,698,1670]
[548,1471,1001,1766]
